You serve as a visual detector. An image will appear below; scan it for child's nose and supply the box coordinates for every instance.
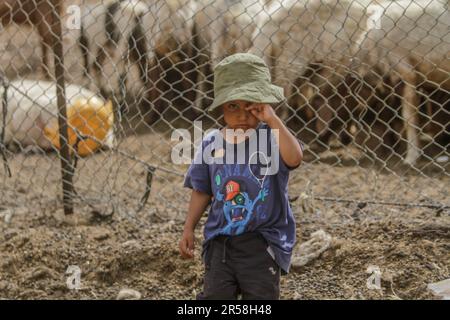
[238,109,250,121]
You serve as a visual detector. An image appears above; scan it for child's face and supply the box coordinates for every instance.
[222,100,260,131]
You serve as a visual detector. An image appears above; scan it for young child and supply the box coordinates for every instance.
[179,53,303,300]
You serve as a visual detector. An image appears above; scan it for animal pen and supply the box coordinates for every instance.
[0,0,448,299]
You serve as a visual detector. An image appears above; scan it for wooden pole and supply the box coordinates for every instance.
[51,1,74,215]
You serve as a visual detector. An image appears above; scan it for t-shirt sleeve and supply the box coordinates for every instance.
[183,139,212,195]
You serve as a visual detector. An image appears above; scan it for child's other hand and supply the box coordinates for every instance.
[246,103,278,124]
[179,230,195,259]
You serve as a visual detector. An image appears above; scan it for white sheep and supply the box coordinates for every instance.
[71,0,200,124]
[139,0,200,123]
[353,0,450,165]
[141,0,198,63]
[250,0,450,165]
[250,0,374,119]
[195,0,275,65]
[74,0,149,98]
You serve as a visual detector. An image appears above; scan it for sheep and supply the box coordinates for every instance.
[75,0,148,99]
[1,79,114,156]
[131,0,273,124]
[139,0,200,124]
[296,61,406,158]
[250,0,449,165]
[250,0,374,120]
[72,0,201,125]
[195,0,275,66]
[416,85,450,155]
[352,0,450,165]
[0,0,63,79]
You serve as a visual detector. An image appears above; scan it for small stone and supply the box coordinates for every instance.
[58,215,76,226]
[89,210,114,223]
[0,281,10,291]
[14,235,30,248]
[293,292,302,300]
[93,230,110,241]
[121,240,140,249]
[116,288,142,300]
[25,266,56,282]
[18,289,47,299]
[17,187,26,194]
[357,202,367,210]
[428,279,450,300]
[3,210,13,224]
[4,230,18,241]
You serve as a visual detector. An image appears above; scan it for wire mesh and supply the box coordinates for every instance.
[0,0,448,227]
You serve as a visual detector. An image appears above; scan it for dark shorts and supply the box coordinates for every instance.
[197,232,281,300]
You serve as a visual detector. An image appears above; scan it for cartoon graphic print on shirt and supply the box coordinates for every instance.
[213,164,270,236]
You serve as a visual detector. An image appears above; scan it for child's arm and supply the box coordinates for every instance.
[179,190,212,259]
[247,104,303,168]
[267,115,303,168]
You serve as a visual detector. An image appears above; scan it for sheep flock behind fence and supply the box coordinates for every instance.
[0,0,448,223]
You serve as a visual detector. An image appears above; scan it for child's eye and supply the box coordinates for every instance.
[227,103,239,111]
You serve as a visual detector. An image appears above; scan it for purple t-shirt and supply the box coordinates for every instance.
[183,123,300,273]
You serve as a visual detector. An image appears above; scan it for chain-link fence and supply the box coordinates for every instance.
[0,0,449,225]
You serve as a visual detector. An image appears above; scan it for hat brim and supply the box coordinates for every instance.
[207,82,285,113]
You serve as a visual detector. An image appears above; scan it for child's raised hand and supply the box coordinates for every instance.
[179,230,195,259]
[246,103,277,124]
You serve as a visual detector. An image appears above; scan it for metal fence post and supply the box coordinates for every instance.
[51,2,74,215]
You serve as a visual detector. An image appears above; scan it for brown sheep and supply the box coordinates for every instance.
[0,0,62,79]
